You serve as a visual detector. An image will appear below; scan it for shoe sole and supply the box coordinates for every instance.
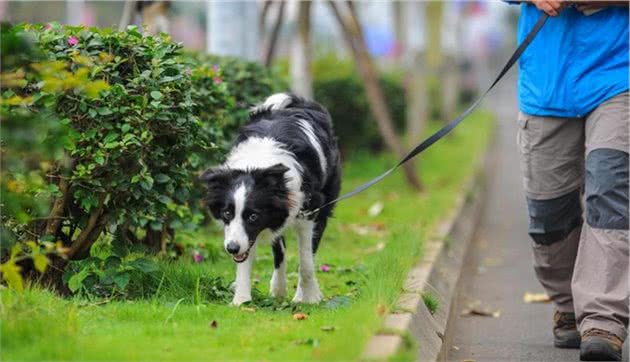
[580,338,622,361]
[555,331,581,349]
[555,338,581,349]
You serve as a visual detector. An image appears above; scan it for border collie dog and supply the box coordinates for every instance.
[201,93,341,305]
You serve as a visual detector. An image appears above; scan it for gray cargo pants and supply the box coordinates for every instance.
[517,91,629,340]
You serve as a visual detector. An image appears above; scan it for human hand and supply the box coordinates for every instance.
[531,0,568,16]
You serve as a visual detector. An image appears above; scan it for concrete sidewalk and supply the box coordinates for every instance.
[446,80,628,362]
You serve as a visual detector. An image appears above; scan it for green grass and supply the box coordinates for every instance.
[422,292,440,315]
[1,113,493,361]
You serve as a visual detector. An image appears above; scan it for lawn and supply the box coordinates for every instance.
[1,113,494,361]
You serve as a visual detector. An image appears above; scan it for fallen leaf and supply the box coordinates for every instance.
[368,201,384,217]
[376,304,387,316]
[463,359,476,362]
[293,313,307,321]
[209,320,218,329]
[523,292,551,304]
[241,307,256,313]
[452,345,460,351]
[461,307,501,318]
[320,325,335,332]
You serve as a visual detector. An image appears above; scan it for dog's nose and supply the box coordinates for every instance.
[226,242,240,255]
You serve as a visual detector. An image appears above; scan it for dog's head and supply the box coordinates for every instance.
[200,163,291,263]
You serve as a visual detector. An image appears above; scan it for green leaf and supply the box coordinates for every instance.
[121,124,131,133]
[68,270,89,293]
[158,195,172,205]
[97,107,113,116]
[155,174,170,183]
[94,154,105,165]
[104,255,122,269]
[150,91,163,100]
[103,132,119,143]
[33,254,49,273]
[0,260,23,292]
[113,272,130,289]
[63,137,76,151]
[104,141,119,149]
[149,221,162,231]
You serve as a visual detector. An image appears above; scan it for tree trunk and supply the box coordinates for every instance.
[261,1,285,67]
[66,197,105,260]
[328,1,421,190]
[118,0,136,31]
[402,1,429,148]
[426,1,443,120]
[143,224,171,254]
[290,1,313,98]
[406,52,428,149]
[44,177,69,237]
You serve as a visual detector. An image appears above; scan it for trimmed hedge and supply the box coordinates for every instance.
[0,23,285,273]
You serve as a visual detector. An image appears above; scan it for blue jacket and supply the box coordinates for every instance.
[516,4,629,117]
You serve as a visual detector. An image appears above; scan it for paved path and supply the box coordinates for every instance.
[447,78,627,362]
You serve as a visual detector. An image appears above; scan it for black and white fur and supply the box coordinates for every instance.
[201,93,341,305]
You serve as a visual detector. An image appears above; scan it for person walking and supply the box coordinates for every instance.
[510,1,629,360]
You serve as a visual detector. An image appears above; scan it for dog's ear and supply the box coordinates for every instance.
[199,167,231,186]
[252,163,290,187]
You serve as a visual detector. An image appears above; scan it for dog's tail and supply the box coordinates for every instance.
[250,93,293,116]
[250,93,328,118]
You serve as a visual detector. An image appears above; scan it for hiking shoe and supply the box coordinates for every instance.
[580,328,623,361]
[553,311,580,349]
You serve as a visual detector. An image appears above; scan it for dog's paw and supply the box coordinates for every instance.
[292,285,323,304]
[270,272,287,299]
[231,294,252,306]
[270,281,287,300]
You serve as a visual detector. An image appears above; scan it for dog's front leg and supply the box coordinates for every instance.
[270,236,287,299]
[293,220,323,304]
[232,245,256,306]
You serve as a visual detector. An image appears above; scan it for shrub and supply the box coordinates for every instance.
[311,55,407,154]
[1,23,219,265]
[1,24,288,291]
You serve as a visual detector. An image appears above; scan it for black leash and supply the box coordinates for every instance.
[303,13,549,218]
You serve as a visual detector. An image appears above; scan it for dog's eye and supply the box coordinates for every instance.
[247,213,259,224]
[222,210,232,220]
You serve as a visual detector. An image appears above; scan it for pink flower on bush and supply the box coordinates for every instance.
[320,264,330,272]
[44,23,53,30]
[213,77,222,85]
[67,36,79,46]
[211,64,219,72]
[193,251,203,263]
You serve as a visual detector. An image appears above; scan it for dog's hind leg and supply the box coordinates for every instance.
[270,236,287,299]
[232,244,256,306]
[293,219,323,304]
[311,217,328,254]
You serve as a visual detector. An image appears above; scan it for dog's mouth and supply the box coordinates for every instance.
[232,241,255,263]
[232,252,249,263]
